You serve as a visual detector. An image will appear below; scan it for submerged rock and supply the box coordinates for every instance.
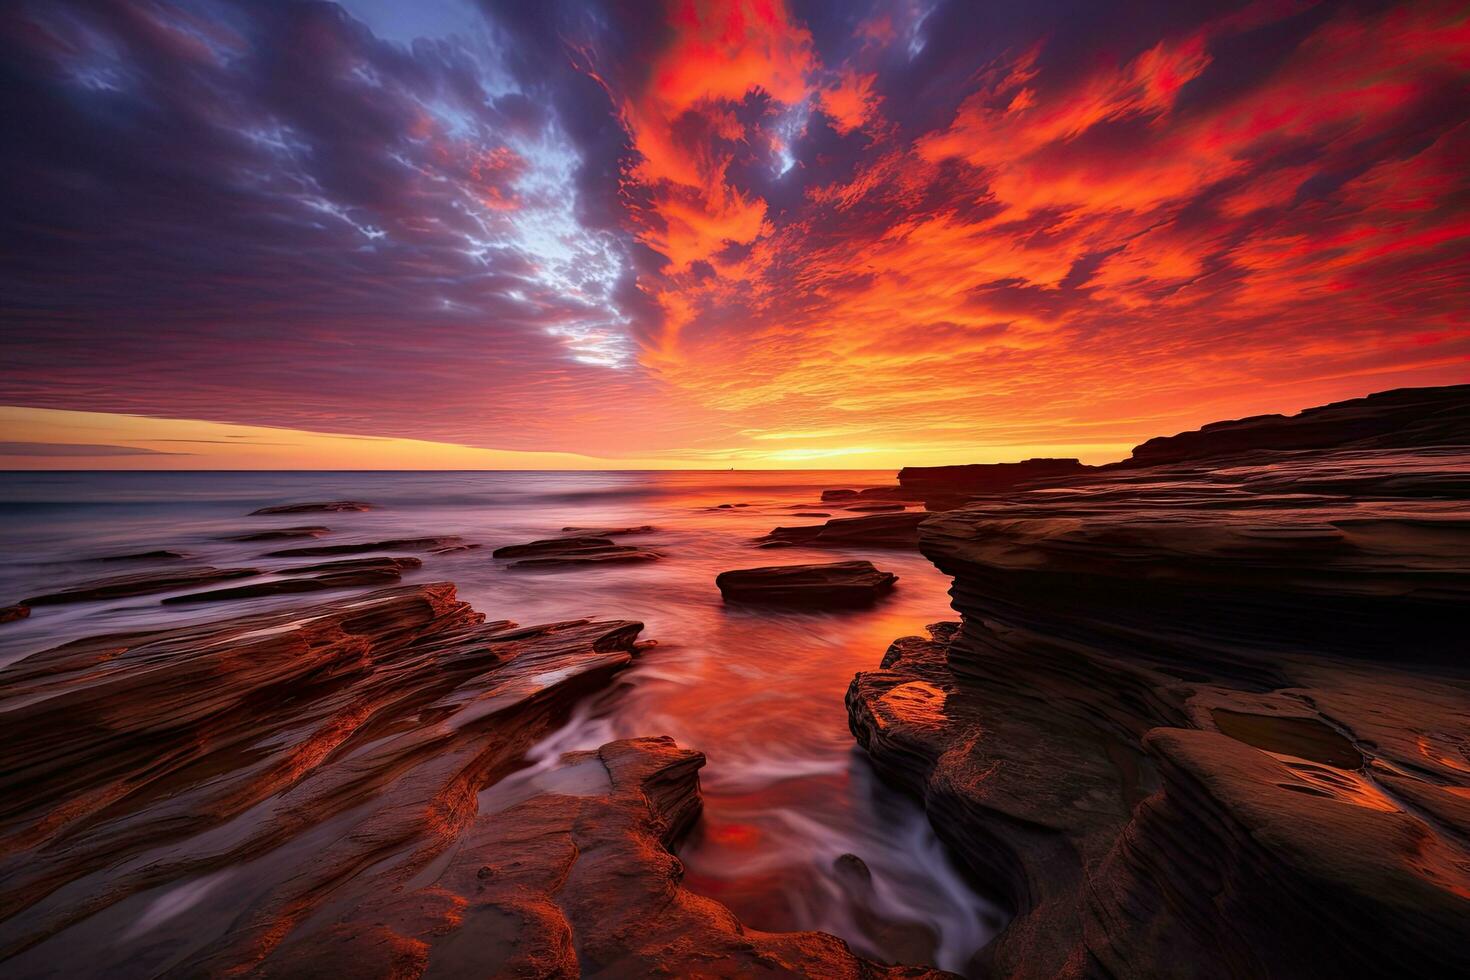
[89,549,189,562]
[162,558,417,604]
[716,560,897,607]
[0,605,28,624]
[493,535,661,568]
[759,511,927,549]
[560,524,657,536]
[220,526,331,542]
[849,387,1470,979]
[249,500,373,515]
[264,536,465,558]
[20,566,259,606]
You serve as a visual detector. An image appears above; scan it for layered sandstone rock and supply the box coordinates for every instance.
[0,583,933,977]
[848,391,1470,978]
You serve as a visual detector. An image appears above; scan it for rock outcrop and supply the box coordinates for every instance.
[716,561,898,607]
[492,535,661,568]
[848,387,1470,978]
[896,457,1091,495]
[0,583,940,978]
[249,500,373,515]
[1122,383,1470,467]
[560,524,657,536]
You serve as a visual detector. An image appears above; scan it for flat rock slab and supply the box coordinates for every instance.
[493,535,661,569]
[20,566,259,606]
[717,560,898,607]
[249,500,373,515]
[264,536,465,558]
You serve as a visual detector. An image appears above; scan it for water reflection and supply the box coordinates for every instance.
[0,470,1002,972]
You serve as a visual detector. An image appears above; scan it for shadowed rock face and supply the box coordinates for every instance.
[716,561,898,607]
[160,558,418,604]
[0,583,940,979]
[849,409,1470,977]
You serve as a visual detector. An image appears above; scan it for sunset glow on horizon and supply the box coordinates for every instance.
[2,0,1467,469]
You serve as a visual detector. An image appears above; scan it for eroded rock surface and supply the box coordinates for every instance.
[717,561,898,607]
[849,392,1470,978]
[0,583,939,979]
[161,558,417,604]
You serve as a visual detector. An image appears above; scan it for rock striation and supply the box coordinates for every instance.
[716,561,898,607]
[848,386,1470,978]
[0,583,939,978]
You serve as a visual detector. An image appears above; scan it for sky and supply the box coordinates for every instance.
[0,0,1466,470]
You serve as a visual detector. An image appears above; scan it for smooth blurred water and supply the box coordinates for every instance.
[0,470,1002,972]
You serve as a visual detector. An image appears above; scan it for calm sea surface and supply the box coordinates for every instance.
[0,470,1001,972]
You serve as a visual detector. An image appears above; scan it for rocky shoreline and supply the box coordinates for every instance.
[847,385,1470,978]
[1,384,1466,977]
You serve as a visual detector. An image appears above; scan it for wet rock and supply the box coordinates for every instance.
[0,605,28,624]
[249,500,373,515]
[264,536,465,558]
[793,511,831,517]
[759,511,927,549]
[20,566,259,606]
[847,503,907,512]
[849,386,1470,979]
[0,585,939,979]
[560,524,657,536]
[716,561,897,607]
[493,535,661,569]
[822,489,861,501]
[220,526,331,542]
[90,549,189,562]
